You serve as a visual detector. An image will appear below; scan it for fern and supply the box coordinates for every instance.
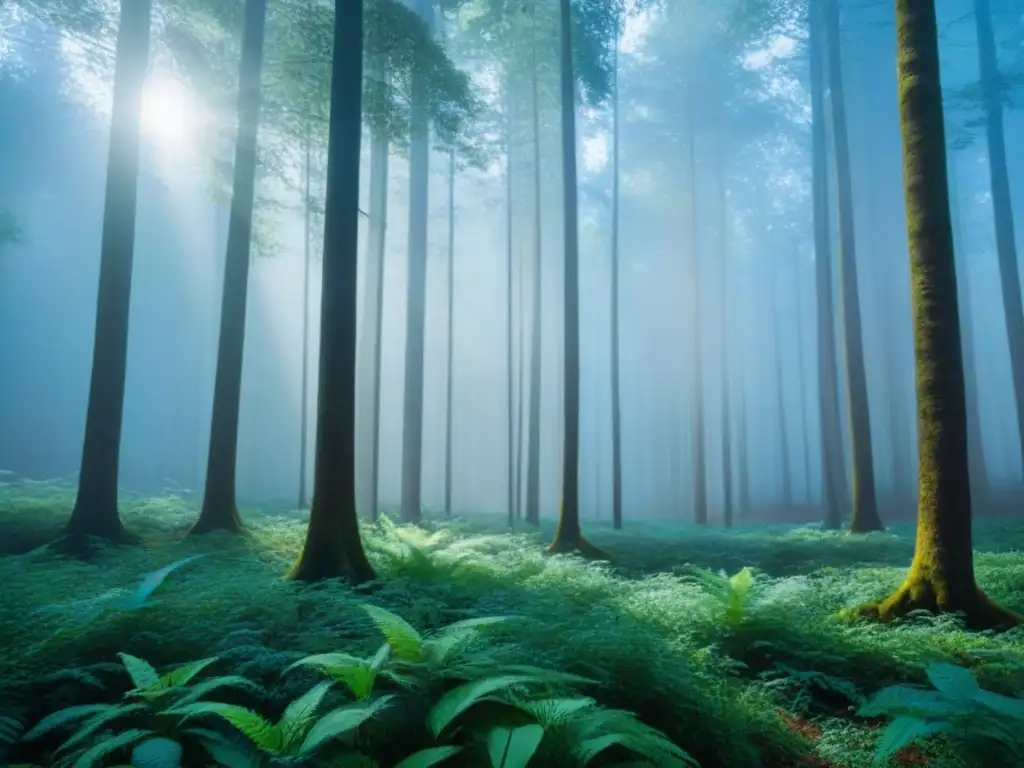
[859,661,1024,765]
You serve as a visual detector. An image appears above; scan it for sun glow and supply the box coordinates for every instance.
[140,74,201,154]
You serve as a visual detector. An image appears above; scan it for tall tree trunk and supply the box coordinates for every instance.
[444,150,456,517]
[525,4,543,528]
[687,114,708,525]
[860,0,1018,629]
[357,90,389,522]
[288,0,374,583]
[506,98,516,527]
[399,0,433,524]
[549,0,603,557]
[67,0,152,542]
[948,151,990,506]
[974,0,1024,480]
[811,0,843,531]
[717,149,733,528]
[297,112,312,511]
[772,254,793,507]
[823,0,882,532]
[610,13,623,531]
[192,0,267,535]
[795,266,812,503]
[737,387,751,519]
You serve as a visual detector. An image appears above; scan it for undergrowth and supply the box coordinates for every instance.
[3,477,1024,767]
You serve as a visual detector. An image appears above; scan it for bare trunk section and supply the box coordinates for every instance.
[549,0,604,558]
[67,0,153,543]
[811,0,843,530]
[505,95,516,527]
[444,150,456,517]
[610,11,623,531]
[686,114,707,525]
[716,146,733,528]
[298,112,313,511]
[356,65,389,522]
[974,0,1024,481]
[823,0,882,533]
[288,0,374,583]
[193,0,268,535]
[400,0,433,524]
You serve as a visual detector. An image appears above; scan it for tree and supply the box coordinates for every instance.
[65,0,151,544]
[191,0,268,535]
[858,0,1019,630]
[548,0,604,558]
[822,0,881,533]
[288,0,374,583]
[609,3,623,531]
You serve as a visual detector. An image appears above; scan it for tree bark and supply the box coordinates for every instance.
[399,0,434,524]
[549,0,604,558]
[192,0,268,535]
[288,0,374,583]
[859,0,1018,629]
[686,113,707,526]
[610,11,623,531]
[67,0,152,543]
[973,0,1024,481]
[297,111,313,511]
[525,3,543,528]
[822,0,882,533]
[716,144,733,528]
[444,150,456,517]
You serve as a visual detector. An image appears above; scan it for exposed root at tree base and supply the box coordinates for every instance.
[285,551,376,584]
[855,579,1022,631]
[547,534,610,560]
[189,508,244,536]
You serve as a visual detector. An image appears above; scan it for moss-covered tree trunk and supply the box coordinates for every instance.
[549,0,603,558]
[974,0,1024,482]
[822,0,882,533]
[288,0,374,584]
[66,0,152,544]
[192,0,268,535]
[860,0,1018,630]
[810,0,843,531]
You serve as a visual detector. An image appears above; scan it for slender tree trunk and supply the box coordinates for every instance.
[738,388,751,519]
[948,151,990,506]
[549,0,603,557]
[717,148,733,528]
[610,15,623,531]
[772,254,793,507]
[506,99,516,527]
[192,0,267,535]
[298,112,312,511]
[67,0,152,543]
[823,0,882,532]
[687,114,708,525]
[811,0,843,530]
[288,0,374,583]
[399,0,433,524]
[358,104,389,522]
[444,150,456,517]
[861,0,1018,628]
[525,5,543,528]
[795,267,812,503]
[974,0,1024,480]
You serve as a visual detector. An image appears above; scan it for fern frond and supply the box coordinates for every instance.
[279,681,333,753]
[297,695,394,756]
[23,704,114,741]
[362,605,423,661]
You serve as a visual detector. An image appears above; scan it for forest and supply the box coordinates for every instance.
[0,0,1023,765]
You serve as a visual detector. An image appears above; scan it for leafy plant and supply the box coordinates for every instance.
[21,652,259,767]
[858,661,1024,765]
[683,566,756,628]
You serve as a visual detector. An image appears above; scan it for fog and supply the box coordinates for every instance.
[1,0,1022,524]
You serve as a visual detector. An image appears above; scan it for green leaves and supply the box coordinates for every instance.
[486,723,544,768]
[362,604,424,661]
[427,675,549,737]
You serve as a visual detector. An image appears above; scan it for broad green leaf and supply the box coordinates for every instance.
[575,733,630,763]
[22,705,111,741]
[118,653,161,691]
[172,675,262,707]
[858,685,958,718]
[873,717,948,764]
[289,653,378,700]
[127,555,205,609]
[129,737,183,768]
[973,689,1024,719]
[71,728,153,768]
[427,675,547,738]
[362,604,423,661]
[728,567,753,595]
[168,702,283,754]
[924,663,981,700]
[393,745,462,768]
[519,697,598,726]
[487,723,544,768]
[157,657,218,690]
[280,681,333,752]
[183,727,262,768]
[298,695,394,755]
[57,704,147,755]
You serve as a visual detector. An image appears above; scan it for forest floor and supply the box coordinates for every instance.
[1,477,1022,767]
